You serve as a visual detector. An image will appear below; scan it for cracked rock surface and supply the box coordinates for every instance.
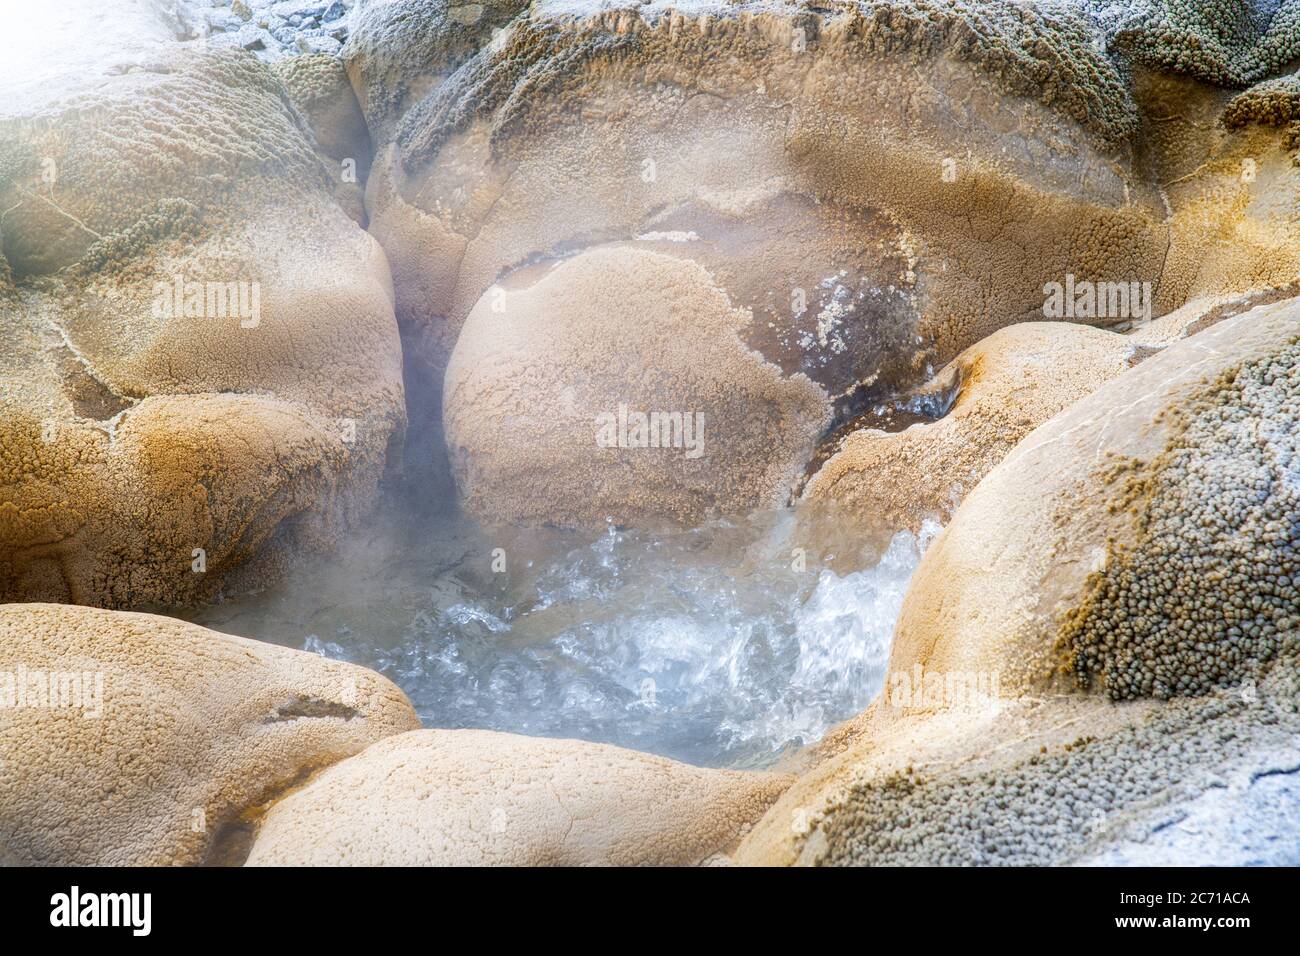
[354,0,1298,529]
[354,0,1171,528]
[0,2,404,606]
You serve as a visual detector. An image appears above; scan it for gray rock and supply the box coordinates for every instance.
[295,34,342,56]
[207,12,243,32]
[238,25,275,51]
[1081,748,1300,866]
[208,23,288,62]
[270,0,327,17]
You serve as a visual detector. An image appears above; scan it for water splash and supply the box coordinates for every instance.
[191,509,939,769]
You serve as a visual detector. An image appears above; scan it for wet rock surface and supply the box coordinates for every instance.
[800,322,1137,536]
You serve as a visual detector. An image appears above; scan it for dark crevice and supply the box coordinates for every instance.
[262,695,359,723]
[795,363,965,495]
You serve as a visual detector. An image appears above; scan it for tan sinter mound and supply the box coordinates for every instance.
[443,245,830,528]
[245,727,794,866]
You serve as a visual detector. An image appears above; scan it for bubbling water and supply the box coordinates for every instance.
[188,508,939,769]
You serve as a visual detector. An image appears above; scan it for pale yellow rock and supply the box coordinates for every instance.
[1126,284,1300,351]
[443,245,830,528]
[0,6,405,606]
[244,728,794,866]
[0,603,421,866]
[737,296,1300,866]
[354,0,1186,524]
[1130,70,1300,306]
[889,297,1300,697]
[275,53,374,226]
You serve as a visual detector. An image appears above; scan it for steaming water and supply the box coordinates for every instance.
[186,508,939,769]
